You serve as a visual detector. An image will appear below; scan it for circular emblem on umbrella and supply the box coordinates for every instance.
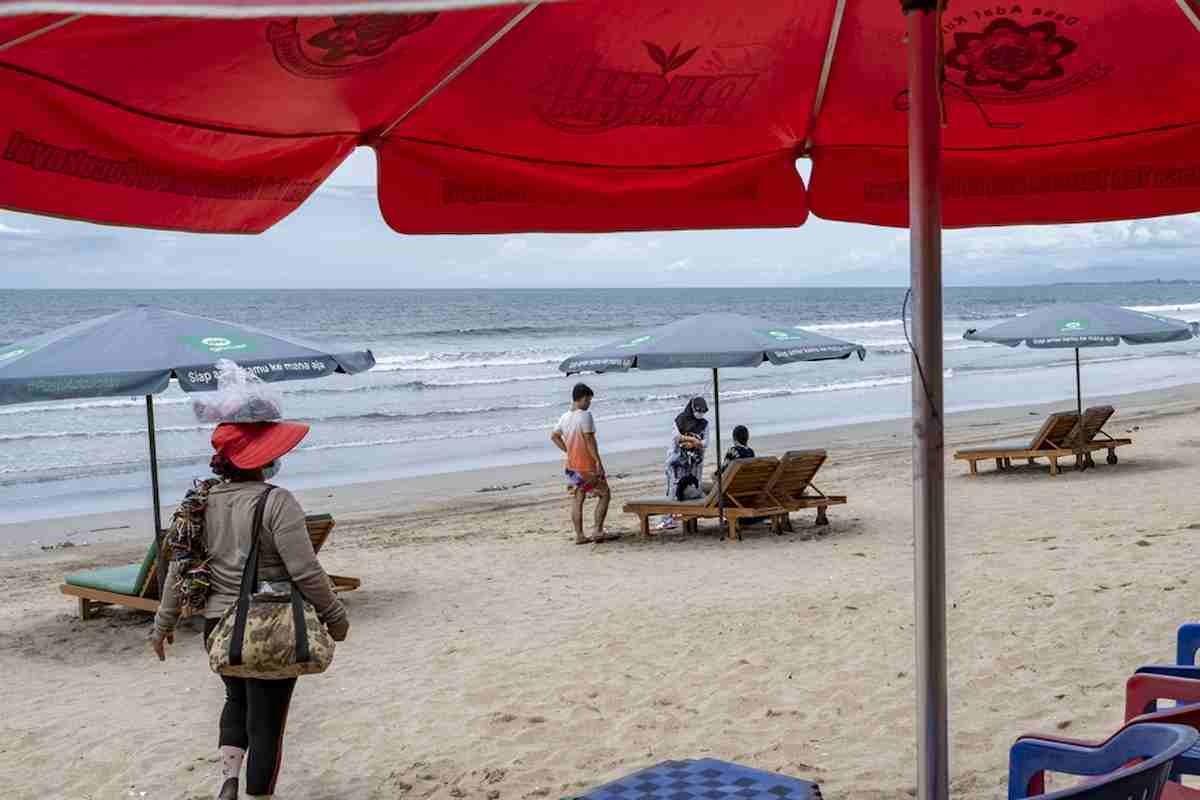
[267,14,438,79]
[182,335,253,354]
[1058,319,1088,332]
[946,19,1077,93]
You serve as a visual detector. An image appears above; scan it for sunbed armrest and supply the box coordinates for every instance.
[1177,624,1200,667]
[1136,665,1200,681]
[1008,733,1130,800]
[1126,674,1200,719]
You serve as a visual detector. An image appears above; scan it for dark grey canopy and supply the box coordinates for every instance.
[964,302,1197,453]
[0,305,374,537]
[0,305,375,405]
[963,303,1196,349]
[559,312,866,374]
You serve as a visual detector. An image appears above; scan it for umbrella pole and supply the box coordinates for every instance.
[713,368,724,531]
[906,6,949,800]
[1075,347,1085,469]
[145,394,162,538]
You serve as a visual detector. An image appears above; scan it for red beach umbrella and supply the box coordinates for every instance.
[3,2,1200,799]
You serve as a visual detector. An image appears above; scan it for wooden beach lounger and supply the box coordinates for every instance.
[623,457,784,541]
[766,450,848,528]
[1069,405,1133,467]
[953,411,1080,477]
[60,513,360,620]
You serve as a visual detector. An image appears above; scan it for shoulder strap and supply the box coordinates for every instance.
[228,486,275,668]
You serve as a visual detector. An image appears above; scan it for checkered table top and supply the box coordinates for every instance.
[573,759,822,800]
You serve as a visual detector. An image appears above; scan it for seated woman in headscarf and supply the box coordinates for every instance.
[656,396,709,530]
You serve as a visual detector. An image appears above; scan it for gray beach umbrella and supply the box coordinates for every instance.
[963,302,1196,420]
[560,312,866,525]
[0,305,375,536]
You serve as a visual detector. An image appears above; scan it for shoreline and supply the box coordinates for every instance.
[5,379,1199,555]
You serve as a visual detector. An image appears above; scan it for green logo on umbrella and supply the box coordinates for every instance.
[180,335,255,354]
[759,329,804,341]
[617,335,652,348]
[0,347,26,362]
[1058,320,1088,333]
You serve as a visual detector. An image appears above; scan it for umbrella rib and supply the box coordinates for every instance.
[1177,0,1200,32]
[801,0,847,155]
[0,13,81,53]
[376,2,541,140]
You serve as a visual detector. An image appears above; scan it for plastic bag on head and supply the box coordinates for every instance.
[191,359,283,423]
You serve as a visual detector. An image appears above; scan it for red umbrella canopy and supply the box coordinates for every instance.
[1,0,1199,235]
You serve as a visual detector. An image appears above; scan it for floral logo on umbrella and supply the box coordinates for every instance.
[945,19,1076,92]
[267,14,438,79]
[893,10,1110,130]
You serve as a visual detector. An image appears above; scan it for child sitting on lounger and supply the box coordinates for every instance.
[720,425,755,475]
[718,425,765,526]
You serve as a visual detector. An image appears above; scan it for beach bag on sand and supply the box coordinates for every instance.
[208,487,335,679]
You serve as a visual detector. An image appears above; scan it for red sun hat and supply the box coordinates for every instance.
[211,421,310,469]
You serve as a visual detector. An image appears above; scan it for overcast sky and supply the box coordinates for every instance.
[2,149,1198,289]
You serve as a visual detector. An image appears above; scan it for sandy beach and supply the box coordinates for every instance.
[4,382,1200,800]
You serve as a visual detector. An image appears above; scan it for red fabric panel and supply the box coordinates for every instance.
[809,0,1200,226]
[811,123,1200,228]
[0,69,354,232]
[377,138,806,233]
[0,14,68,45]
[392,0,830,164]
[0,0,518,14]
[0,11,512,134]
[378,0,826,232]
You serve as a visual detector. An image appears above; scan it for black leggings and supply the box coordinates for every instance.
[205,619,298,796]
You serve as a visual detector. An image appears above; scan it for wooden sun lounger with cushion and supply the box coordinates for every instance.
[765,450,848,528]
[1067,405,1133,466]
[623,457,784,541]
[60,513,360,620]
[953,411,1080,477]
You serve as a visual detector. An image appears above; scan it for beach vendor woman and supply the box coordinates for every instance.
[150,420,349,800]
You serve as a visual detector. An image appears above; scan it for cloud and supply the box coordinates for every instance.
[0,221,37,236]
[2,190,1199,288]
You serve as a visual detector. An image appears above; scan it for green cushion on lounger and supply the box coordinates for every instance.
[64,537,158,596]
[64,563,146,595]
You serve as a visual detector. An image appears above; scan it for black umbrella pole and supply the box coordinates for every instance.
[1074,348,1083,419]
[713,368,724,530]
[1075,348,1085,469]
[145,395,162,538]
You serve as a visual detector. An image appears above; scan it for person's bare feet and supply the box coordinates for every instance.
[575,535,595,544]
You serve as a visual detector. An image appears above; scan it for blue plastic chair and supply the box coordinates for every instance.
[1135,625,1200,682]
[1008,723,1196,800]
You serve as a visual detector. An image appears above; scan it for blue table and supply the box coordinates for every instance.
[572,759,823,800]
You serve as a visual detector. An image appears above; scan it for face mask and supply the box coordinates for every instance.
[262,460,281,480]
[694,410,707,419]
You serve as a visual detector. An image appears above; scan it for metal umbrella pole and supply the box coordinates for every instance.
[712,368,724,529]
[905,4,949,800]
[145,393,162,537]
[1074,347,1087,469]
[145,393,167,594]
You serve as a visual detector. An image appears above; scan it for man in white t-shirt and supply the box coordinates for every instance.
[550,382,612,543]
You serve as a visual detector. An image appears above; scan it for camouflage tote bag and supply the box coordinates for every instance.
[208,487,335,679]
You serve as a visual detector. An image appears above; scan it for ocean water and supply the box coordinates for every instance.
[1,286,1198,524]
